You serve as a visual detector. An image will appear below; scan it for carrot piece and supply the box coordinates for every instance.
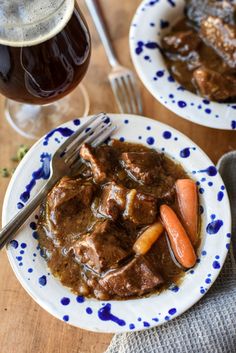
[133,221,164,255]
[175,179,198,245]
[160,205,197,268]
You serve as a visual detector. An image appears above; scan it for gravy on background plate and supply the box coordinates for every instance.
[162,0,236,102]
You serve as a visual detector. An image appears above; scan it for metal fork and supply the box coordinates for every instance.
[85,0,143,115]
[0,113,116,250]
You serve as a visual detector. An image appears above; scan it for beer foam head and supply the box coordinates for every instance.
[0,0,75,47]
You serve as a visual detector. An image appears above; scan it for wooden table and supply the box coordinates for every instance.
[0,1,236,352]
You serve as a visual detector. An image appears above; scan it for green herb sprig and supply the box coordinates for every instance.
[1,145,29,178]
[11,145,29,162]
[0,168,10,178]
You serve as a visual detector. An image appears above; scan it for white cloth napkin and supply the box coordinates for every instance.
[106,151,236,353]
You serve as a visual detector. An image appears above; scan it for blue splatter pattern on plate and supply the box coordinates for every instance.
[3,114,231,333]
[129,0,236,130]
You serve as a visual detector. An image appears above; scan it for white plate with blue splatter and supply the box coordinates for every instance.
[129,0,236,130]
[2,114,231,333]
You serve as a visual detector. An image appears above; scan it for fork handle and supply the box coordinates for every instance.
[0,179,55,250]
[85,0,119,67]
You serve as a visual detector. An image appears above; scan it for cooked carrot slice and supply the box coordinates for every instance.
[160,205,197,268]
[133,221,164,255]
[175,179,198,245]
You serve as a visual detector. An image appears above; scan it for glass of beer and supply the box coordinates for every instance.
[0,0,91,139]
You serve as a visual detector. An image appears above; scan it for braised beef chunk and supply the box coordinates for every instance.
[193,66,236,101]
[73,220,132,273]
[99,182,127,220]
[99,256,163,297]
[186,0,236,28]
[162,30,201,57]
[99,182,157,225]
[121,151,163,185]
[124,190,157,225]
[157,188,175,206]
[80,144,116,183]
[200,16,236,68]
[47,177,94,224]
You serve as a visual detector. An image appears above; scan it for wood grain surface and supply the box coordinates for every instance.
[0,1,236,353]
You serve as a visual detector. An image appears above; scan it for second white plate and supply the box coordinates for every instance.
[129,0,236,130]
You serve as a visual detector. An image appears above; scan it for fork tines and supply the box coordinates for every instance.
[54,113,116,171]
[109,68,143,115]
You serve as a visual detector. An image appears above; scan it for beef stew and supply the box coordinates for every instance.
[37,140,200,300]
[162,0,236,102]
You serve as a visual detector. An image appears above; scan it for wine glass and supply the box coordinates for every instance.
[0,0,91,139]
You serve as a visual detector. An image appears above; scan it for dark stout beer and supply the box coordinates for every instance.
[0,1,91,104]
